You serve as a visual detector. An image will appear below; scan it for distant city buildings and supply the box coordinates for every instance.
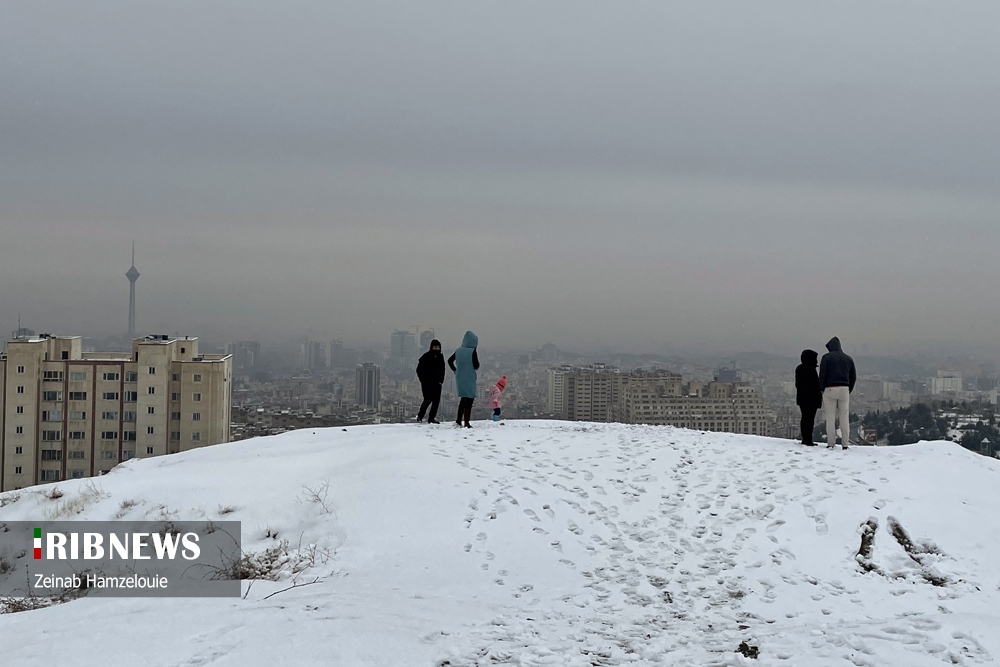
[929,371,963,395]
[225,340,262,372]
[390,330,417,366]
[356,363,381,408]
[420,329,435,351]
[0,333,232,491]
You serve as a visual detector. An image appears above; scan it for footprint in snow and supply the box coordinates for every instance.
[523,509,540,522]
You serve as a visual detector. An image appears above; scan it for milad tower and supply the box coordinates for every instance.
[126,242,140,339]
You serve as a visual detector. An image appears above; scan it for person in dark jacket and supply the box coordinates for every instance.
[447,331,480,428]
[795,349,823,446]
[819,336,857,449]
[415,339,445,423]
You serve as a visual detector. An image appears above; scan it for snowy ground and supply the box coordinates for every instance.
[1,420,999,666]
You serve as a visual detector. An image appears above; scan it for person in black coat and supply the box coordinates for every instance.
[795,349,823,446]
[415,339,445,423]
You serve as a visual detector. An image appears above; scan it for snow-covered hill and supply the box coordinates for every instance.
[1,421,998,666]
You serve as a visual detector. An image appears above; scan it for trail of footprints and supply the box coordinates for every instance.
[429,425,981,665]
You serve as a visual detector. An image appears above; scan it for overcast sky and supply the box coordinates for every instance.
[2,1,998,355]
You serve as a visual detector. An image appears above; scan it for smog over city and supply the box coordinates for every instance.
[1,1,998,359]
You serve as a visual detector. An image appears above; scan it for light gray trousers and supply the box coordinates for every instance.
[823,386,851,446]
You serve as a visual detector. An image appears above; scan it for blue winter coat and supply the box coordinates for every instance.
[448,331,480,398]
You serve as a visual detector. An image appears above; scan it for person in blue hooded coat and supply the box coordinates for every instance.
[447,330,480,428]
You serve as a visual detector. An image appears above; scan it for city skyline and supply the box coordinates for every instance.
[2,2,999,355]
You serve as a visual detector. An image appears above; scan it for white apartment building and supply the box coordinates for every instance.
[1,334,232,491]
[546,364,574,415]
[618,370,776,436]
[929,372,963,395]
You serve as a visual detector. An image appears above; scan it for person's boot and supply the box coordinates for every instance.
[456,405,464,426]
[463,405,473,428]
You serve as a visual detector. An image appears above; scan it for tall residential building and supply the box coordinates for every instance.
[929,372,962,395]
[356,363,381,408]
[0,334,232,491]
[390,330,416,365]
[420,329,435,351]
[547,364,574,415]
[126,243,140,339]
[225,340,261,371]
[561,364,622,422]
[302,341,327,369]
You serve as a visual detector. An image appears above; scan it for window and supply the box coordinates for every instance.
[69,391,87,401]
[125,371,138,382]
[148,387,156,395]
[61,351,69,360]
[43,371,64,382]
[15,446,23,454]
[101,411,119,420]
[100,431,118,440]
[68,450,85,459]
[172,373,180,381]
[16,406,24,414]
[193,374,202,382]
[69,411,86,420]
[171,392,181,401]
[15,466,22,474]
[180,347,185,354]
[42,430,61,441]
[170,431,180,441]
[171,412,180,421]
[191,432,201,441]
[193,393,202,402]
[123,411,136,422]
[124,391,137,402]
[147,406,155,414]
[148,367,156,375]
[71,470,84,479]
[100,451,117,460]
[41,450,62,461]
[102,392,119,401]
[123,431,136,442]
[70,371,87,381]
[123,450,135,461]
[17,386,24,394]
[147,426,154,434]
[69,431,86,440]
[42,410,62,422]
[42,470,60,481]
[15,426,23,434]
[17,365,24,373]
[192,413,201,421]
[146,446,154,455]
[102,372,120,381]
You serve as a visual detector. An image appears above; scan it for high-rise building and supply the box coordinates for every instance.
[303,341,327,369]
[126,243,140,339]
[356,363,380,408]
[225,341,261,371]
[559,364,621,422]
[0,333,232,491]
[546,364,574,415]
[390,330,416,365]
[419,329,435,351]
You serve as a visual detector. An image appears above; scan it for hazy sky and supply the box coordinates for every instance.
[2,1,998,354]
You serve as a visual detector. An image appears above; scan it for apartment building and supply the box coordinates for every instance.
[561,364,621,422]
[618,369,776,436]
[1,334,232,491]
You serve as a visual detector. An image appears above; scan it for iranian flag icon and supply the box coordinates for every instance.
[33,527,42,559]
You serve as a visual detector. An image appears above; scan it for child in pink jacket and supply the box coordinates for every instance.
[489,376,507,422]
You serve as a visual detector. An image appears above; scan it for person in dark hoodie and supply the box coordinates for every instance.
[795,349,823,446]
[415,339,445,423]
[448,331,480,428]
[819,336,857,450]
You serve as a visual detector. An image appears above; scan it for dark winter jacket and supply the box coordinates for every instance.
[819,337,857,392]
[448,331,480,399]
[795,349,822,409]
[415,339,445,386]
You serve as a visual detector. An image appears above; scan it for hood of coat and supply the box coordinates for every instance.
[826,337,842,352]
[428,339,442,352]
[800,349,819,365]
[461,331,479,349]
